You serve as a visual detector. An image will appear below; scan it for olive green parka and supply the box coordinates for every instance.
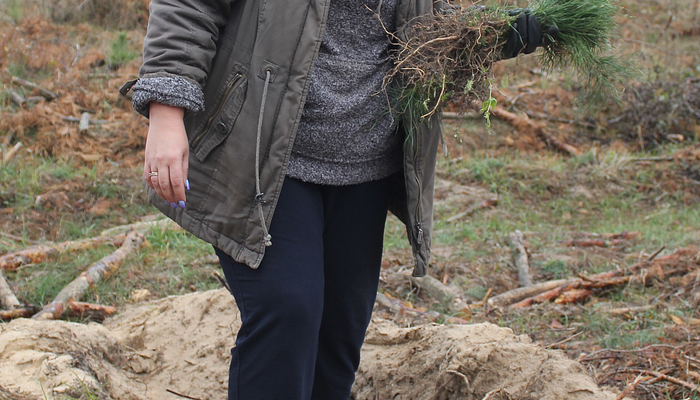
[123,0,444,277]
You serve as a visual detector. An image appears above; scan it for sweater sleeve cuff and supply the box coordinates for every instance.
[131,76,205,118]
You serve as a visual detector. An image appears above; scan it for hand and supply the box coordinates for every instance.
[502,9,559,59]
[144,102,190,208]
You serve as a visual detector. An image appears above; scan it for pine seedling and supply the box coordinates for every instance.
[389,0,631,133]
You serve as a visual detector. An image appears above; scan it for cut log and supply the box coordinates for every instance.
[0,306,39,321]
[0,270,21,310]
[33,232,146,320]
[11,76,59,100]
[488,279,578,307]
[507,230,531,287]
[0,235,125,271]
[471,100,581,156]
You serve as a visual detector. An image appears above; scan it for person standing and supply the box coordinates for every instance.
[121,0,550,398]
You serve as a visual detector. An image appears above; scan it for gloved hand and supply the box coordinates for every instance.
[502,9,559,59]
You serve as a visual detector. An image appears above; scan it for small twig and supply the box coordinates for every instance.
[212,270,232,294]
[165,389,203,400]
[440,111,481,119]
[446,369,471,391]
[629,369,698,392]
[546,331,585,349]
[60,115,109,125]
[482,388,506,400]
[647,246,666,262]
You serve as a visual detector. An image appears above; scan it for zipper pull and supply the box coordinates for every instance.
[414,223,424,245]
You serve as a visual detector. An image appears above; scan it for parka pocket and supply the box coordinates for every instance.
[190,70,248,162]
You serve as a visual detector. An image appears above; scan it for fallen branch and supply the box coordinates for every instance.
[566,239,626,247]
[0,235,125,271]
[510,275,631,308]
[0,270,21,310]
[100,218,182,237]
[9,90,25,107]
[507,231,531,287]
[33,232,146,320]
[11,76,59,100]
[65,301,117,321]
[488,279,577,308]
[471,100,581,156]
[412,275,470,315]
[603,305,655,316]
[2,142,23,164]
[0,306,40,321]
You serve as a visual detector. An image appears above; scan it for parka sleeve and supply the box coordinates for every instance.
[129,0,233,117]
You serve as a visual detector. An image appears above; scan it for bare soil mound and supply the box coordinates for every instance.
[0,290,622,400]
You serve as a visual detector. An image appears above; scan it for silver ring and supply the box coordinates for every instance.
[148,172,159,177]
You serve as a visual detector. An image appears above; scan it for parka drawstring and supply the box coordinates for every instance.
[255,69,273,247]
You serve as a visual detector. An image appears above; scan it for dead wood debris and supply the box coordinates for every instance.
[470,100,581,156]
[65,301,117,322]
[376,292,470,325]
[507,230,531,287]
[11,76,59,101]
[0,235,126,272]
[609,79,700,147]
[565,230,641,248]
[33,231,146,320]
[0,306,40,321]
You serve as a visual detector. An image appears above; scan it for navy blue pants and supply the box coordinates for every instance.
[215,176,392,400]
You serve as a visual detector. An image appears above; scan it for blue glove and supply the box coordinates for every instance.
[502,9,559,59]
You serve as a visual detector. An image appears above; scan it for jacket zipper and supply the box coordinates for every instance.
[412,137,424,246]
[191,72,243,149]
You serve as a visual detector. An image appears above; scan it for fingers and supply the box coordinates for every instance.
[143,103,189,209]
[169,164,187,208]
[524,14,542,54]
[543,25,559,46]
[503,13,526,59]
[516,13,529,53]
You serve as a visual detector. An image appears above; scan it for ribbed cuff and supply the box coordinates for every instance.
[132,76,205,118]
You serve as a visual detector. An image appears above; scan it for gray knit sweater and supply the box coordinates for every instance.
[285,0,401,186]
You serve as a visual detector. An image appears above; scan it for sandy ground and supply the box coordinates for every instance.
[0,289,627,400]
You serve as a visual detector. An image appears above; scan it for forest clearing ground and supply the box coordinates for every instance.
[0,0,699,399]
